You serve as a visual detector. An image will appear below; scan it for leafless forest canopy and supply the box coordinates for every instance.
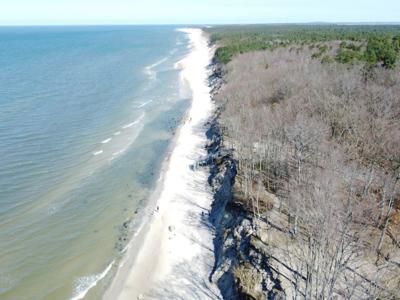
[214,44,400,298]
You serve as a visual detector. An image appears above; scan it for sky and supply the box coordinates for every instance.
[0,0,399,25]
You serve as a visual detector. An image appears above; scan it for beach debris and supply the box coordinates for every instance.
[168,225,175,232]
[137,294,144,300]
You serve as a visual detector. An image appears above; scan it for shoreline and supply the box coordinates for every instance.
[104,28,221,300]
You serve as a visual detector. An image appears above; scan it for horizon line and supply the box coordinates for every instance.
[1,21,400,27]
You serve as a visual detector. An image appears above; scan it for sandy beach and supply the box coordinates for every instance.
[104,28,221,300]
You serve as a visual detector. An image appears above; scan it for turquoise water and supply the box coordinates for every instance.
[0,26,190,299]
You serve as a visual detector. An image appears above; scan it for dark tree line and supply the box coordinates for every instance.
[206,25,400,67]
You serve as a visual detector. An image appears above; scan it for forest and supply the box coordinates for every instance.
[208,25,400,67]
[205,25,400,299]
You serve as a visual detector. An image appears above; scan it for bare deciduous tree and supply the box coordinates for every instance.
[215,45,400,298]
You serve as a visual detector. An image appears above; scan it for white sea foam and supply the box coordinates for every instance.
[114,131,121,136]
[101,138,112,144]
[137,100,152,108]
[174,61,181,69]
[122,113,145,130]
[70,260,115,300]
[112,149,127,157]
[133,222,145,238]
[93,150,103,156]
[122,123,135,129]
[144,57,168,79]
[121,244,131,254]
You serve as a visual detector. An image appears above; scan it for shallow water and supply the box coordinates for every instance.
[0,25,191,300]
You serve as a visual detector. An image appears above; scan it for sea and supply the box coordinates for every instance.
[0,25,192,300]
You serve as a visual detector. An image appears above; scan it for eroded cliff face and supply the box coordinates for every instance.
[204,63,285,300]
[205,128,285,300]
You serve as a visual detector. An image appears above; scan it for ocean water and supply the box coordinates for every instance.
[0,26,191,300]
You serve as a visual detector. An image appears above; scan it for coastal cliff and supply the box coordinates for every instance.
[204,63,285,300]
[204,36,400,298]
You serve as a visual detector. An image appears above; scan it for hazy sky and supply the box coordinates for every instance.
[0,0,399,25]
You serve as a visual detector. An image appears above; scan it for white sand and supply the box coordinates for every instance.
[104,28,221,300]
